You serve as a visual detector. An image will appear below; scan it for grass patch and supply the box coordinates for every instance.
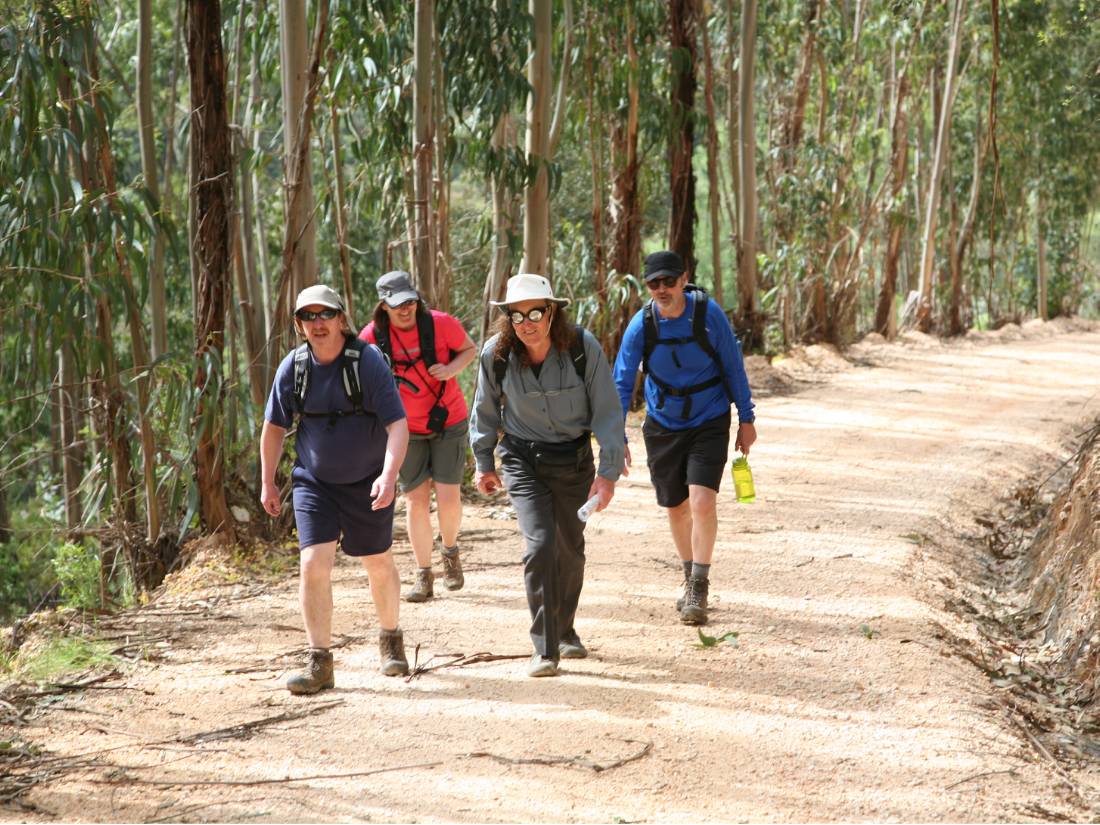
[6,635,118,683]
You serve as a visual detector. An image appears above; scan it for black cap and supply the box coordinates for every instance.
[643,250,685,282]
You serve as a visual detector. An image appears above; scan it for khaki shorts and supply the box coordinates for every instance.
[398,419,469,492]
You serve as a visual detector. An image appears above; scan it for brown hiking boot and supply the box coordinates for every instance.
[675,569,691,612]
[441,546,464,591]
[379,628,409,677]
[404,568,434,602]
[286,648,334,695]
[680,576,709,626]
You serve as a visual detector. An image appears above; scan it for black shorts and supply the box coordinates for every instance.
[642,411,731,507]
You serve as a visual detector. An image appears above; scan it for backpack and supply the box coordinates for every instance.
[641,286,734,420]
[492,324,588,389]
[292,335,373,424]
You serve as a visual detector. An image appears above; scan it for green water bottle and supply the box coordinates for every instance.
[731,451,755,503]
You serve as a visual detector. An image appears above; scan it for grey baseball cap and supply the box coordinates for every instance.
[376,271,420,307]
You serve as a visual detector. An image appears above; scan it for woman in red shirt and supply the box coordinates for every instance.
[360,271,477,602]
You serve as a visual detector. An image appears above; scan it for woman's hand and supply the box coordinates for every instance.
[475,470,503,494]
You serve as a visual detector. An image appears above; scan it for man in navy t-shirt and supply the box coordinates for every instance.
[261,284,410,693]
[612,251,757,626]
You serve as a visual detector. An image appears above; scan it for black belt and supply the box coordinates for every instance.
[501,432,591,466]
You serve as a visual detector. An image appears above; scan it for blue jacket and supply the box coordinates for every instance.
[613,292,754,431]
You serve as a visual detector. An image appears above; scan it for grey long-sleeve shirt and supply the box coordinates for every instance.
[470,329,626,481]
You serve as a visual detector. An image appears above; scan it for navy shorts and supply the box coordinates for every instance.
[642,410,731,508]
[291,465,395,556]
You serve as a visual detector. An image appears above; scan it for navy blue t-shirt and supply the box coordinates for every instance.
[264,342,406,485]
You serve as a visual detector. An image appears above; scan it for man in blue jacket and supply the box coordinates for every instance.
[613,251,756,625]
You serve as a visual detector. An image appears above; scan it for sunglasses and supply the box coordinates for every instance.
[296,308,340,322]
[505,305,551,325]
[646,275,682,290]
[390,299,417,310]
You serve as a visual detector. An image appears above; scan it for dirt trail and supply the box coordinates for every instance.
[9,322,1100,823]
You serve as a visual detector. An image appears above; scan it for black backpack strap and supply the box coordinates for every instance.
[689,292,735,403]
[416,309,438,368]
[492,354,507,389]
[292,343,311,414]
[641,301,657,376]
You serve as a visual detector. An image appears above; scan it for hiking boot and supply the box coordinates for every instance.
[286,648,334,695]
[680,576,709,626]
[404,568,434,602]
[379,628,409,677]
[558,631,588,660]
[675,568,691,612]
[527,653,559,678]
[440,546,464,591]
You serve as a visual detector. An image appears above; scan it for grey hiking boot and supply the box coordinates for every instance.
[379,628,409,677]
[286,648,334,695]
[558,631,588,660]
[680,576,709,626]
[440,546,464,591]
[527,653,559,678]
[404,568,434,602]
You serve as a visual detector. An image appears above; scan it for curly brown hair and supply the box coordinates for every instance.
[492,302,576,368]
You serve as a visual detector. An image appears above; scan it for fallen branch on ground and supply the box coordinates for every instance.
[89,760,445,787]
[178,700,344,744]
[405,648,529,681]
[467,739,653,773]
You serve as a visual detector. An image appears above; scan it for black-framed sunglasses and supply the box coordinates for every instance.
[504,305,551,325]
[646,275,682,290]
[296,308,340,322]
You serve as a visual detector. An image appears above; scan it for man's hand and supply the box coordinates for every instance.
[586,475,616,513]
[260,480,281,517]
[622,443,632,477]
[371,473,397,510]
[475,470,503,494]
[427,362,454,381]
[735,422,757,456]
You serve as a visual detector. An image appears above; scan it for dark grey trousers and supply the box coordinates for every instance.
[499,435,594,660]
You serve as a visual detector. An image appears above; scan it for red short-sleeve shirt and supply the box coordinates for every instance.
[360,310,470,435]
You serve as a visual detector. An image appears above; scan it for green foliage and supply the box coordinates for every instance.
[6,635,117,683]
[51,542,100,612]
[694,628,739,648]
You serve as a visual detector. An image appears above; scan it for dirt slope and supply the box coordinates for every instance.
[8,321,1100,823]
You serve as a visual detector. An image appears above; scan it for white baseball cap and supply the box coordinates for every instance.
[489,274,571,308]
[294,284,345,314]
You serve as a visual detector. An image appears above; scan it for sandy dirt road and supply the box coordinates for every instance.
[9,321,1100,823]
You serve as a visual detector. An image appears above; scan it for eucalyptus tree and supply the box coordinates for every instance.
[667,0,699,275]
[187,0,235,538]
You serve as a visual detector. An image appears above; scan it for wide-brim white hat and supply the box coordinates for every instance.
[490,274,571,307]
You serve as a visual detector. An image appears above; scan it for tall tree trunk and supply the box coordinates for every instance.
[270,5,329,362]
[724,0,740,235]
[87,31,161,543]
[1036,191,1048,320]
[609,0,642,287]
[188,0,235,539]
[915,0,966,331]
[432,20,452,311]
[736,0,760,347]
[521,0,552,275]
[247,21,273,341]
[58,341,84,530]
[138,0,168,360]
[949,99,987,335]
[229,0,267,405]
[278,0,318,304]
[585,14,607,303]
[412,0,436,303]
[329,99,354,320]
[875,70,910,338]
[986,0,1001,325]
[668,0,698,275]
[483,112,518,348]
[700,12,723,304]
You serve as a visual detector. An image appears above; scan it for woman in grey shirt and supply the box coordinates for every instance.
[471,274,625,678]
